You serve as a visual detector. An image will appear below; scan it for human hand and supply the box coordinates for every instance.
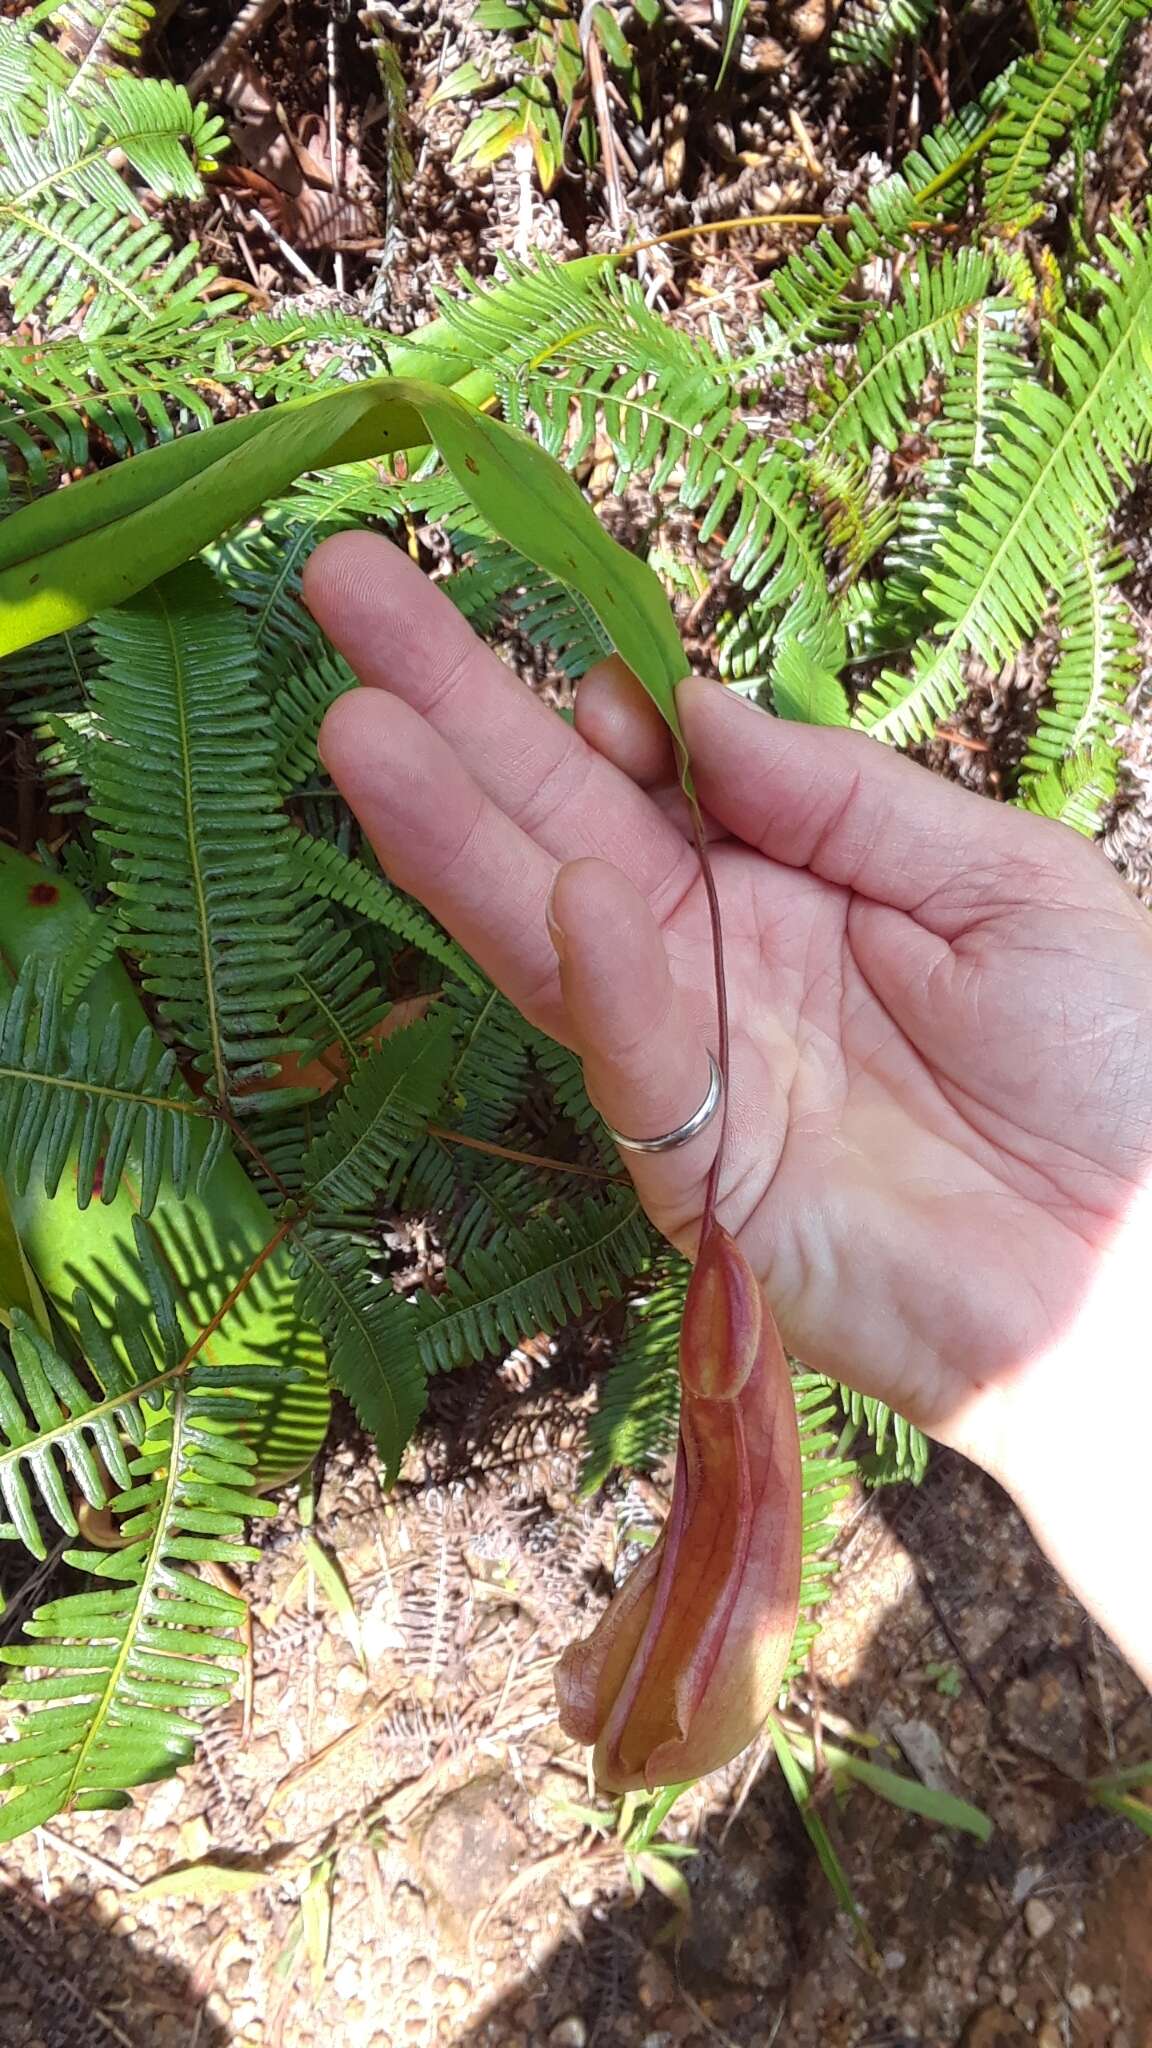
[304,534,1152,1670]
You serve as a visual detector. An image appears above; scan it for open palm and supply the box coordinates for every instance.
[304,534,1152,1474]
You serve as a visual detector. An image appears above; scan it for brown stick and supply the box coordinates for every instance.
[427,1123,628,1185]
[187,0,285,99]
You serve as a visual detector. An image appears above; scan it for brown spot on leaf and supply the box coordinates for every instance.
[27,882,59,906]
[464,455,479,475]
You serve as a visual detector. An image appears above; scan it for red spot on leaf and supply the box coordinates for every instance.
[90,1156,106,1200]
[27,882,59,906]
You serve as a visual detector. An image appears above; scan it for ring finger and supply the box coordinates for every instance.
[547,858,719,1235]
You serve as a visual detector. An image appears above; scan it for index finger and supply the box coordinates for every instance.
[302,532,697,920]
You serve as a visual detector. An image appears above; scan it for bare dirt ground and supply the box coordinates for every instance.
[1,0,1151,2041]
[0,1390,1149,2048]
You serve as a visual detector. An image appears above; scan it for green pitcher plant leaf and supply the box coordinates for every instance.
[0,375,691,759]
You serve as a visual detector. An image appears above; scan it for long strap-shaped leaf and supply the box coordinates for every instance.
[0,375,690,750]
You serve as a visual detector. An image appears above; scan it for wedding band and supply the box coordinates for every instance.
[605,1054,723,1155]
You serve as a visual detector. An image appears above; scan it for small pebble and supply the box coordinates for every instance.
[217,1931,249,1973]
[1036,2027,1062,2048]
[549,2021,588,2048]
[332,1957,360,2000]
[1024,1898,1056,1941]
[883,1947,907,1972]
[999,1983,1019,2009]
[1068,1985,1094,2012]
[405,1955,432,1986]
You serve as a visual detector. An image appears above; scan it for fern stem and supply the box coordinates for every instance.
[426,1124,628,1184]
[621,214,850,260]
[618,209,961,264]
[217,1104,298,1207]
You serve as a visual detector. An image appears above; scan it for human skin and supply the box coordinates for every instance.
[303,531,1152,1689]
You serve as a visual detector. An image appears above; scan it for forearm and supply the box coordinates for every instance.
[980,1183,1152,1691]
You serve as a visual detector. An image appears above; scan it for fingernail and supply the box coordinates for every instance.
[545,881,566,961]
[681,675,771,718]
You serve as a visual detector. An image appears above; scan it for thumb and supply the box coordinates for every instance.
[547,858,719,1229]
[680,677,1093,930]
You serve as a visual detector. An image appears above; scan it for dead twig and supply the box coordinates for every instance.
[217,189,324,287]
[326,5,346,294]
[581,5,627,243]
[188,0,285,101]
[33,1827,141,1891]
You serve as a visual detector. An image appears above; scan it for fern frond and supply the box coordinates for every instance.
[0,1366,268,1839]
[786,1376,858,1677]
[88,566,313,1099]
[1017,742,1118,833]
[830,0,937,69]
[0,1306,144,1560]
[0,18,74,118]
[1021,533,1135,779]
[0,624,96,724]
[769,597,852,724]
[581,1257,687,1493]
[752,93,1000,361]
[805,447,899,574]
[262,649,356,792]
[982,0,1150,230]
[215,471,403,661]
[428,985,531,1140]
[513,285,836,692]
[445,534,614,680]
[882,303,1030,642]
[400,986,537,1225]
[856,213,1152,744]
[52,0,156,93]
[427,1153,542,1261]
[530,1031,613,1149]
[0,314,219,501]
[302,1016,455,1212]
[939,292,1032,465]
[427,250,617,382]
[413,1193,653,1375]
[283,900,384,1066]
[828,1382,930,1484]
[291,1227,424,1483]
[285,830,486,993]
[0,305,393,501]
[0,961,225,1216]
[0,80,223,333]
[807,251,995,458]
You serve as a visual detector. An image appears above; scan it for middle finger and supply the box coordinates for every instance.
[302,531,697,915]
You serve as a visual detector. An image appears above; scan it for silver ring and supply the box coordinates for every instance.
[605,1053,723,1155]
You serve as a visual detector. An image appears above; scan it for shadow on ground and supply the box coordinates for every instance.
[1,1445,1148,2048]
[445,1452,1152,2048]
[0,1876,230,2048]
